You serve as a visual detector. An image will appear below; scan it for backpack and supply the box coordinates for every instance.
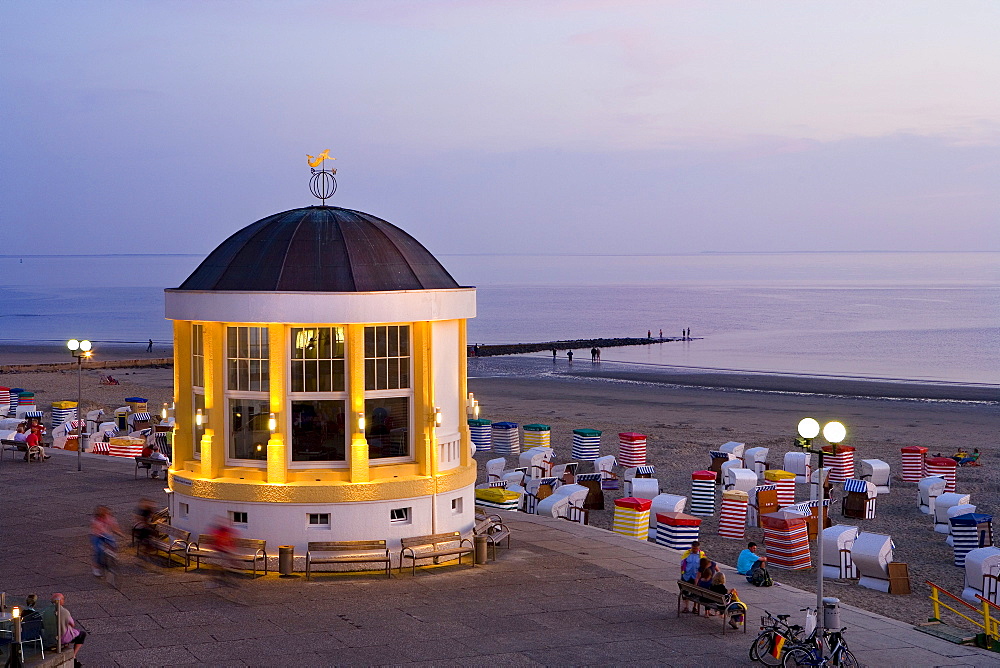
[747,566,773,587]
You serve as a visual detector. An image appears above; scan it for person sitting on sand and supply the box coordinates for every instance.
[958,448,980,466]
[737,541,767,575]
[951,449,969,463]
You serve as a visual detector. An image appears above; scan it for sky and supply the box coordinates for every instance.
[3,0,999,255]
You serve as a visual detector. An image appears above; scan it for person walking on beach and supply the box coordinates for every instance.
[551,348,557,360]
[647,330,651,339]
[595,348,601,361]
[567,350,573,362]
[146,339,153,352]
[590,348,598,362]
[659,329,663,339]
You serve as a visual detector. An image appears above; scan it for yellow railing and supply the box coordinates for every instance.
[926,580,1000,642]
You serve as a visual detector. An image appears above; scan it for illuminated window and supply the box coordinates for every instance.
[228,398,269,461]
[192,324,204,388]
[365,396,409,460]
[364,325,412,461]
[291,400,346,462]
[193,392,205,457]
[364,325,409,390]
[291,327,345,392]
[227,326,269,391]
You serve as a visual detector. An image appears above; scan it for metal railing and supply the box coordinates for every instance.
[926,580,1000,643]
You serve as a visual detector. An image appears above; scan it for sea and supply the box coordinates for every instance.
[0,252,997,386]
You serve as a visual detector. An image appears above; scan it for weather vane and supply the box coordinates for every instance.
[307,149,337,205]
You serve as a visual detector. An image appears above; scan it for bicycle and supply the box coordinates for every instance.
[782,627,859,667]
[749,610,805,665]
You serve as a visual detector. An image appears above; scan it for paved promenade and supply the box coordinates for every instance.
[2,449,998,667]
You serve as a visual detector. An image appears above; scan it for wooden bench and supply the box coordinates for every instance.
[134,456,167,478]
[305,540,392,580]
[186,535,268,577]
[474,515,511,561]
[676,580,747,635]
[399,532,475,575]
[144,524,191,567]
[131,507,170,545]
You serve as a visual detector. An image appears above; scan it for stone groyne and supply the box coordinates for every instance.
[469,337,683,357]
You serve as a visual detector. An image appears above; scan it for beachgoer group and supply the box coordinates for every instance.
[679,540,752,628]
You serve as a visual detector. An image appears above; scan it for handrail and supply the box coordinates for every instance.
[976,594,1000,612]
[926,580,980,613]
[928,580,1000,642]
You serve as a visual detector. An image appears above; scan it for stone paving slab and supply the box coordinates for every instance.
[2,449,999,666]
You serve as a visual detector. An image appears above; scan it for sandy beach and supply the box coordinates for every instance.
[3,347,996,627]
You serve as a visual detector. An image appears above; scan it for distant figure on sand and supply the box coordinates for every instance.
[590,348,598,362]
[567,350,573,362]
[551,348,557,360]
[647,330,651,339]
[596,348,601,361]
[147,339,153,352]
[659,329,663,339]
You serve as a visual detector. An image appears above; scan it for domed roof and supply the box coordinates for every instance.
[177,206,461,292]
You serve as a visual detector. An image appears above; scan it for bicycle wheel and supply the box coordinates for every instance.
[782,647,813,667]
[751,633,783,666]
[836,649,859,668]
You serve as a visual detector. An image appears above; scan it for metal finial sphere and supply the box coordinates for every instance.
[309,169,338,203]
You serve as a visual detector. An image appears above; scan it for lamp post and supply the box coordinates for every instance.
[795,417,847,646]
[67,339,93,472]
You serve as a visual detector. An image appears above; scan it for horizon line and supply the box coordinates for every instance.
[1,250,997,259]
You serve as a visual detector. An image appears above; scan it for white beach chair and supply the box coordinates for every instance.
[486,457,507,482]
[783,451,812,484]
[918,475,947,514]
[858,458,891,494]
[934,492,972,533]
[625,477,660,500]
[724,467,758,495]
[821,525,860,580]
[853,531,894,592]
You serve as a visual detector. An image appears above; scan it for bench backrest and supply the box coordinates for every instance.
[157,525,191,542]
[308,540,387,552]
[196,534,265,552]
[677,580,729,603]
[400,531,463,549]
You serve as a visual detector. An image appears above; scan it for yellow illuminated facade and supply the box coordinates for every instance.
[169,319,474,502]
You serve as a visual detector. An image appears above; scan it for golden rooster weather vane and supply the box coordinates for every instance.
[307,149,338,205]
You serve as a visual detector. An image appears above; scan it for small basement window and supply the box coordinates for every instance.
[389,507,411,524]
[230,511,248,525]
[451,497,463,514]
[308,513,331,527]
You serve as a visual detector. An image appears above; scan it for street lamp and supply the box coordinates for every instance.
[796,417,847,646]
[67,339,93,472]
